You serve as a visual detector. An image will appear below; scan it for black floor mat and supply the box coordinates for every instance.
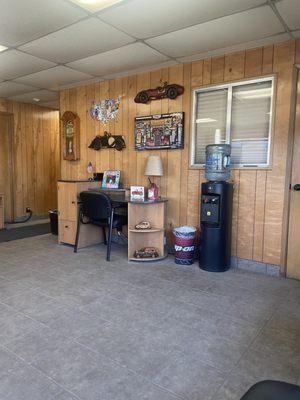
[0,223,51,243]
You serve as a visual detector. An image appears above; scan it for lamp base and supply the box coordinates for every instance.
[148,182,159,200]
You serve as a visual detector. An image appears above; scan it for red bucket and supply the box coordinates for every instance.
[173,226,196,265]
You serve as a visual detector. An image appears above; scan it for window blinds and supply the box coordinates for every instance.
[231,81,272,165]
[194,89,228,164]
[192,78,273,167]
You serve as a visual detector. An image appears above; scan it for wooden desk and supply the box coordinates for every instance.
[58,181,167,260]
[88,188,168,261]
[57,180,102,247]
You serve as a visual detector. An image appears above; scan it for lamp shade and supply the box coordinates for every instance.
[145,155,164,176]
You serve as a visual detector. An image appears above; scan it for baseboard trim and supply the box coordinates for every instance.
[231,256,281,277]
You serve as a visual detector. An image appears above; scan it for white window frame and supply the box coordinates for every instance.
[190,76,275,169]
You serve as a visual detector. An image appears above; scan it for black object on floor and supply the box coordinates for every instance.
[199,181,233,272]
[240,380,300,400]
[49,210,58,235]
[0,223,51,243]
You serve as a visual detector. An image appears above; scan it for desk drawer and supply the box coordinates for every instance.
[57,182,77,221]
[59,219,76,245]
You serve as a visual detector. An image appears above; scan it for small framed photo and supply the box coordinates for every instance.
[130,186,145,201]
[102,170,121,189]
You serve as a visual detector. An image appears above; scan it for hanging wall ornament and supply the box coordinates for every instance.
[88,131,126,152]
[90,96,121,124]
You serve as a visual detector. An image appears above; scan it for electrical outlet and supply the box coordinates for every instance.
[25,207,31,213]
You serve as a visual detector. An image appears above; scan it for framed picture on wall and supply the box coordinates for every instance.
[134,112,184,151]
[102,170,121,189]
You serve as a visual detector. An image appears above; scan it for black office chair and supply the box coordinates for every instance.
[74,191,127,261]
[240,380,300,400]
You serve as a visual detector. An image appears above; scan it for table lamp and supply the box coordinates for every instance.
[145,155,164,200]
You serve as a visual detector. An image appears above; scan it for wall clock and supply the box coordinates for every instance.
[61,111,80,161]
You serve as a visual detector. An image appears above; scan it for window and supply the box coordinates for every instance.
[190,77,274,167]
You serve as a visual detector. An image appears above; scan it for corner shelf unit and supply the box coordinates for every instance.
[128,199,167,262]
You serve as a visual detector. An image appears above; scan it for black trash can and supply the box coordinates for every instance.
[49,210,58,235]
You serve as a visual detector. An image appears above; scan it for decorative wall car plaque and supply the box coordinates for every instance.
[90,96,121,124]
[61,111,80,161]
[88,131,126,151]
[134,82,184,104]
[135,112,184,151]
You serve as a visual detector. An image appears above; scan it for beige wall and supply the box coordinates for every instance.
[0,99,60,219]
[60,39,300,267]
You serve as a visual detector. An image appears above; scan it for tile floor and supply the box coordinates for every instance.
[0,234,299,400]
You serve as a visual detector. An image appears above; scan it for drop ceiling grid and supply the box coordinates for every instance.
[0,0,298,105]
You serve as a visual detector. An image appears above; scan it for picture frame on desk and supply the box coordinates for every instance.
[102,170,120,189]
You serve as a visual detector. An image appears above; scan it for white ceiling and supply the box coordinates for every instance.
[0,0,299,109]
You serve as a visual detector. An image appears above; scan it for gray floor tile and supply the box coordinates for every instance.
[213,379,254,400]
[38,283,104,308]
[153,352,226,400]
[0,311,44,345]
[173,334,247,373]
[266,301,300,334]
[29,340,113,390]
[2,289,53,310]
[164,286,274,326]
[0,281,31,301]
[81,295,167,333]
[5,325,71,361]
[71,363,181,400]
[20,299,76,326]
[47,309,107,339]
[76,322,179,379]
[0,347,23,379]
[250,325,300,369]
[53,391,81,400]
[0,363,62,400]
[287,286,300,303]
[164,302,260,346]
[229,347,300,388]
[0,234,300,400]
[0,302,17,318]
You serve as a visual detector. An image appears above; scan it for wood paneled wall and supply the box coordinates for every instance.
[60,39,299,267]
[0,99,59,219]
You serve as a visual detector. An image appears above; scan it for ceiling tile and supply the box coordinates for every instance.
[58,77,104,90]
[14,66,94,90]
[0,0,87,46]
[68,0,123,13]
[101,60,178,80]
[8,89,58,103]
[146,6,284,58]
[276,0,300,30]
[99,0,266,39]
[0,50,56,80]
[178,32,290,62]
[20,17,134,63]
[0,81,39,97]
[67,42,169,76]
